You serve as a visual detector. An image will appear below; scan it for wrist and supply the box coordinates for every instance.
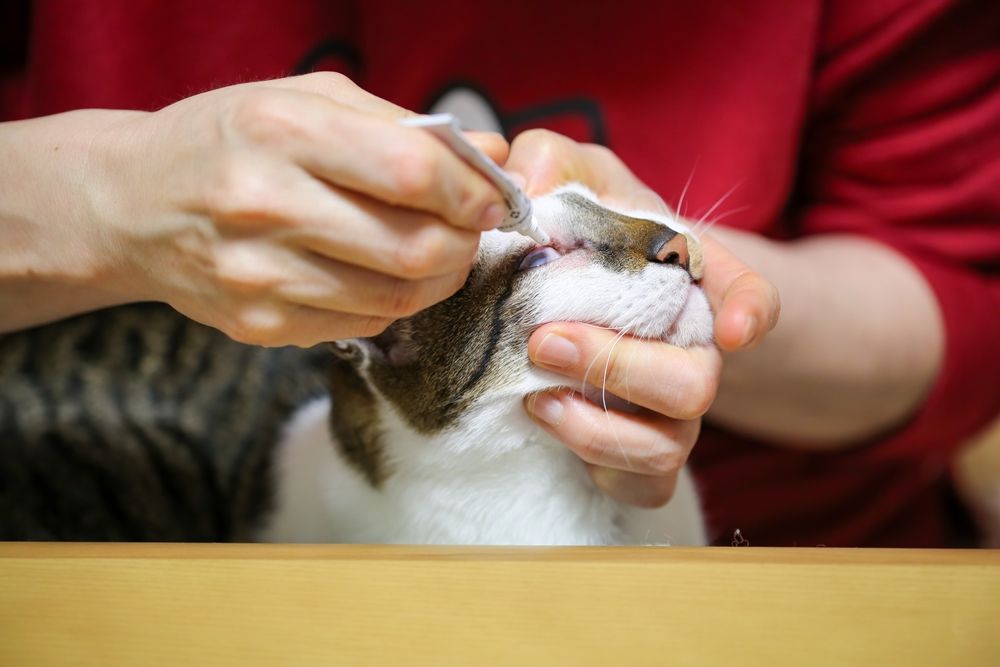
[0,110,150,329]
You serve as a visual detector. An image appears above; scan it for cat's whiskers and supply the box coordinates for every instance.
[676,161,698,220]
[693,205,751,238]
[691,181,743,238]
[598,312,648,472]
[600,326,634,470]
[579,327,626,400]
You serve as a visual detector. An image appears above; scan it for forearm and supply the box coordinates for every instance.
[0,110,143,332]
[707,227,944,448]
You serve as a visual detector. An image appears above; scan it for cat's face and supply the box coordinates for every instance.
[331,185,713,450]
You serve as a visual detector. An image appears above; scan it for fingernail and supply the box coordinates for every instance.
[478,202,505,230]
[533,333,580,368]
[739,315,758,347]
[526,392,565,426]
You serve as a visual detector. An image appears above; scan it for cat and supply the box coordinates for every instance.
[261,184,713,545]
[0,184,712,544]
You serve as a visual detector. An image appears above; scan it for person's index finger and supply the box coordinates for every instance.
[285,97,505,230]
[464,131,510,166]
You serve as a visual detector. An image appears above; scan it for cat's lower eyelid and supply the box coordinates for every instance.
[516,246,563,271]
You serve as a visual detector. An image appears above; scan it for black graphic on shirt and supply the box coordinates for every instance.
[294,40,608,146]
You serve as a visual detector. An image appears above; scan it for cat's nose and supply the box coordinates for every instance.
[650,232,690,272]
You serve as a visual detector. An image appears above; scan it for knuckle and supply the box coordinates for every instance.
[229,91,302,144]
[514,128,566,153]
[638,478,677,508]
[642,444,686,477]
[357,316,393,337]
[576,429,610,465]
[387,145,437,202]
[205,160,277,220]
[381,278,424,318]
[662,359,718,420]
[583,142,622,167]
[458,186,496,225]
[685,371,718,419]
[591,352,629,392]
[445,265,472,296]
[215,249,275,295]
[228,307,287,347]
[302,70,356,93]
[392,230,449,279]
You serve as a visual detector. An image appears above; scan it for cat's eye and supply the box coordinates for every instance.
[517,246,561,271]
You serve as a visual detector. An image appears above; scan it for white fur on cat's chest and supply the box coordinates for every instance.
[261,394,705,546]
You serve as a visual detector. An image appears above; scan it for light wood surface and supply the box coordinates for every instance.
[1,543,998,666]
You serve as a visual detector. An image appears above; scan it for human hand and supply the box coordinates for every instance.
[85,73,508,346]
[507,130,779,506]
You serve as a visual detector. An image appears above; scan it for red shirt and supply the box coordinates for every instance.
[4,0,999,546]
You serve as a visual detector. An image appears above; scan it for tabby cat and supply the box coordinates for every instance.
[0,184,711,544]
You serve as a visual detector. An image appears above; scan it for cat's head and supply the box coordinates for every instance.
[328,184,713,483]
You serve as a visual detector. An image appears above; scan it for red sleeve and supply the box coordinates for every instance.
[797,0,1000,462]
[0,0,29,120]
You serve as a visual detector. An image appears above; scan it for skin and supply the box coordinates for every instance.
[0,72,509,346]
[508,130,942,507]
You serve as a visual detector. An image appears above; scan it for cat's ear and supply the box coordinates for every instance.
[366,320,419,366]
[329,339,368,363]
[330,321,418,367]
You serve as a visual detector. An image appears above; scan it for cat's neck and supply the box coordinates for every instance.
[373,397,624,545]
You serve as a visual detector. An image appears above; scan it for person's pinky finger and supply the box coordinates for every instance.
[281,306,393,347]
[587,465,679,509]
[225,300,392,348]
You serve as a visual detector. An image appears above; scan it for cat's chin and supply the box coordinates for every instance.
[661,285,714,348]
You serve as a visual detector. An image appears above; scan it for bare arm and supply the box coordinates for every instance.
[0,73,509,344]
[706,226,944,448]
[0,110,138,331]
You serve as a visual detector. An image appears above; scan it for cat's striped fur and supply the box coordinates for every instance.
[0,303,327,540]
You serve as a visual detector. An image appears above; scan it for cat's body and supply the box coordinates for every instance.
[0,185,712,545]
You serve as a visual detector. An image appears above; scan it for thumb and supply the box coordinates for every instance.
[700,233,780,351]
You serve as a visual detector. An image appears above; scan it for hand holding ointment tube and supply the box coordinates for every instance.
[399,114,550,245]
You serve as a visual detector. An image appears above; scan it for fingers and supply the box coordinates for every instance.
[222,87,506,231]
[213,237,470,320]
[465,131,510,166]
[276,251,469,318]
[525,389,699,474]
[202,153,482,281]
[505,129,646,201]
[524,389,696,507]
[527,323,721,420]
[269,178,482,280]
[700,233,781,351]
[268,74,512,222]
[588,467,679,509]
[213,298,393,348]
